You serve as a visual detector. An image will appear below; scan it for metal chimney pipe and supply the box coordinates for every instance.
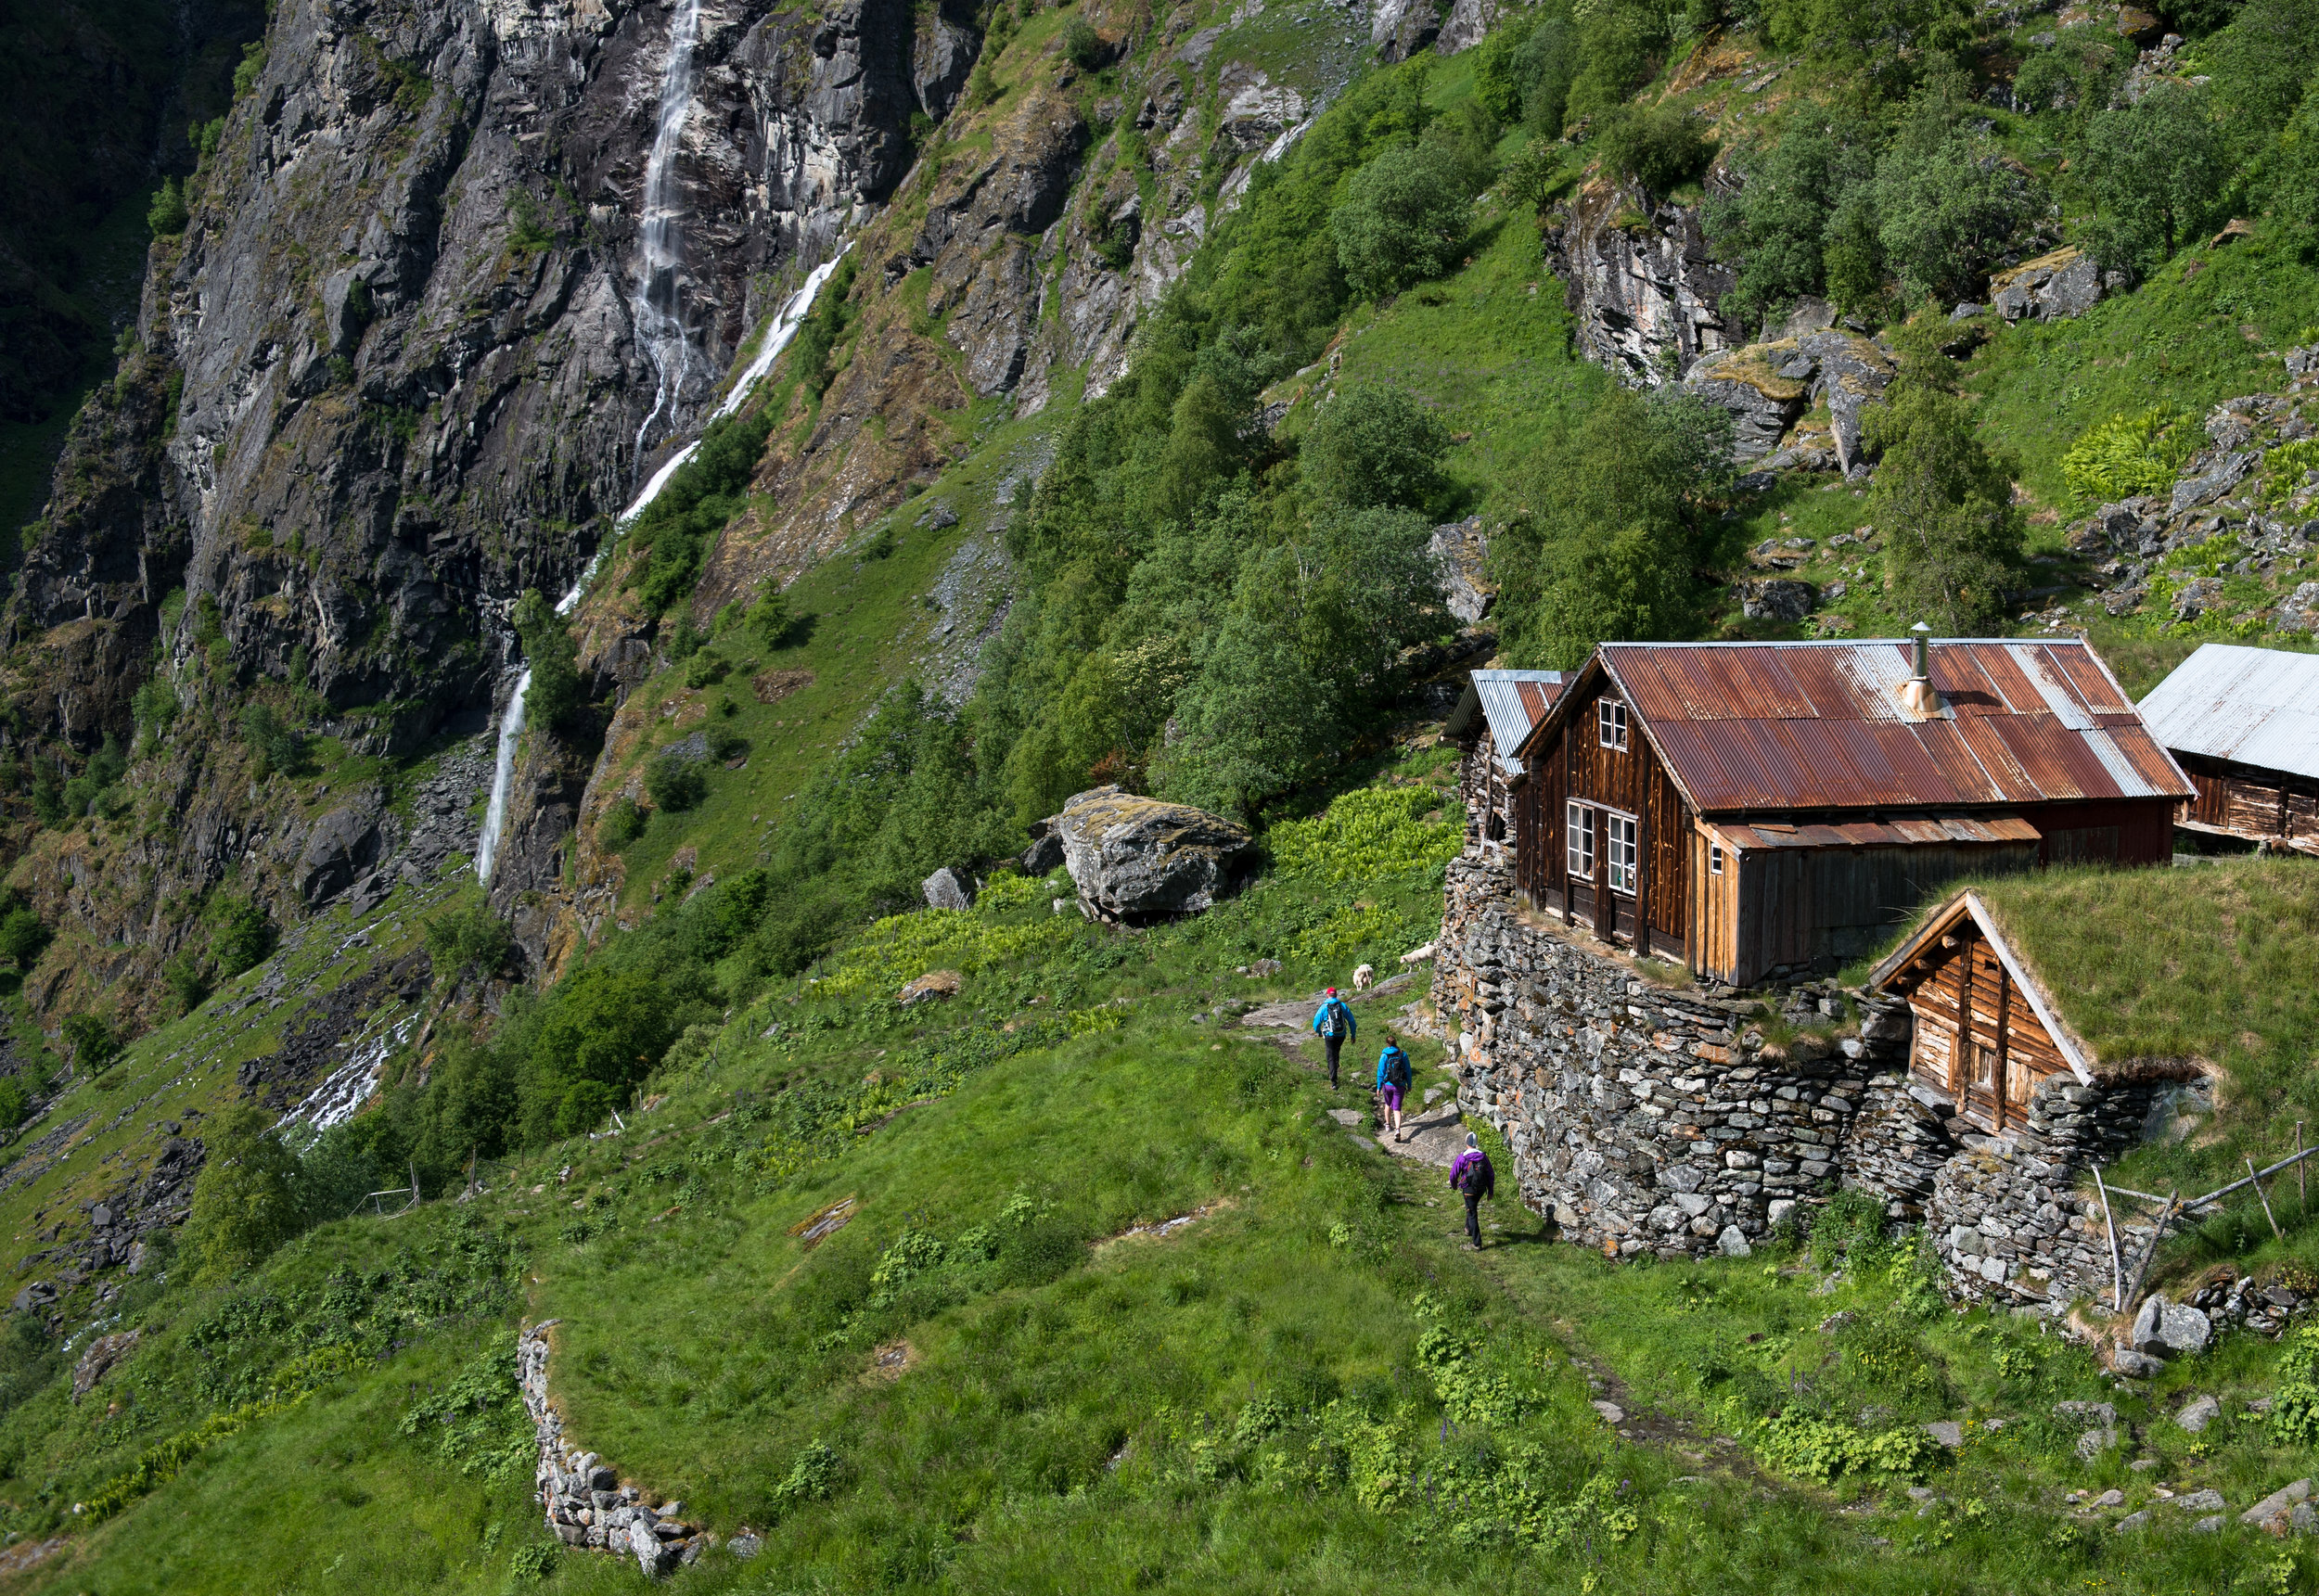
[1911,621,1931,681]
[1901,622,1937,716]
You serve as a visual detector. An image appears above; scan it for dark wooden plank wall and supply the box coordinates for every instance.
[1727,840,2043,988]
[2031,798,2177,865]
[2181,754,2319,842]
[1515,677,1690,950]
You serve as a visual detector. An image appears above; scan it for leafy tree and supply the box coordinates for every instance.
[2076,83,2227,277]
[161,953,211,1015]
[1494,386,1732,667]
[240,703,305,777]
[425,904,514,984]
[61,734,128,821]
[183,1105,305,1285]
[0,1078,29,1130]
[517,965,680,1140]
[29,760,62,827]
[1867,323,2024,633]
[1058,18,1104,70]
[1164,615,1346,816]
[746,579,797,648]
[1871,89,2038,305]
[625,406,778,615]
[58,1014,120,1074]
[132,675,179,751]
[597,796,646,850]
[1565,0,1668,128]
[647,749,708,813]
[1706,116,1878,332]
[147,177,187,237]
[511,588,583,736]
[1595,105,1716,195]
[210,894,276,977]
[0,900,47,968]
[1301,384,1452,513]
[1330,144,1472,301]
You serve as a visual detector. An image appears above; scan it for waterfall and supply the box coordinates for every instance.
[475,666,531,884]
[630,0,706,465]
[711,249,848,421]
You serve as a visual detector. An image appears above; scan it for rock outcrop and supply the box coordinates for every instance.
[1989,247,2107,323]
[1548,179,1736,385]
[1429,517,1495,624]
[1685,330,1895,471]
[1050,785,1253,923]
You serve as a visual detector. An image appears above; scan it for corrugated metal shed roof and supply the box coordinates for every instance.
[1447,670,1567,772]
[2136,643,2319,783]
[1710,815,2044,850]
[1524,640,2190,814]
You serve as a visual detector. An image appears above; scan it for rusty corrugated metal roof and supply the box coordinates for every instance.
[2136,643,2319,782]
[1539,639,2193,813]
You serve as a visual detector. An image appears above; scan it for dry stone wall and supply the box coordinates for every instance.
[519,1321,706,1578]
[1430,850,2180,1316]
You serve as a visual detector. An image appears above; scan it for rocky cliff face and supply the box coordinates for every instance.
[1,0,982,1018]
[1546,175,1736,386]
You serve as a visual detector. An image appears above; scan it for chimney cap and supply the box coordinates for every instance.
[1909,621,1932,635]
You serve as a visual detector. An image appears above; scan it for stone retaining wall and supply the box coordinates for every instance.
[1432,856,1914,1258]
[519,1321,706,1577]
[1429,850,2177,1312]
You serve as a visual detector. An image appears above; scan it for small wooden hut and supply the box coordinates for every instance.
[2137,643,2319,853]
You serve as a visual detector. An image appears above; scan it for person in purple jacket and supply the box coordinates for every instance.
[1450,1133,1494,1250]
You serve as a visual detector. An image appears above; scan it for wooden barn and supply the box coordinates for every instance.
[2136,643,2319,854]
[1444,670,1566,865]
[1865,889,2092,1134]
[1506,637,2194,988]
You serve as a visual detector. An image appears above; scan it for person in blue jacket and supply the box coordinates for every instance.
[1375,1035,1413,1141]
[1311,988,1356,1088]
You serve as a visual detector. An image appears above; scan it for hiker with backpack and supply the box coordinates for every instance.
[1311,988,1356,1089]
[1374,1035,1413,1142]
[1450,1132,1495,1250]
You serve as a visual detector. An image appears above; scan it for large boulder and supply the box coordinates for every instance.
[1991,247,2106,323]
[1050,786,1253,922]
[1738,579,1817,622]
[922,866,975,912]
[2132,1292,2214,1357]
[1684,344,1812,462]
[295,803,382,907]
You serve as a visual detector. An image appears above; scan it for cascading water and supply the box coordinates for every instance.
[631,0,706,465]
[474,5,854,887]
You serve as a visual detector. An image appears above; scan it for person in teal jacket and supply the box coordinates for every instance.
[1311,989,1356,1088]
[1375,1036,1413,1142]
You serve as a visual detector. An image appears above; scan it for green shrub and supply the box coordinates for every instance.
[2060,409,2201,504]
[2076,83,2227,277]
[684,648,729,689]
[2272,1325,2319,1445]
[512,588,583,734]
[59,1013,120,1073]
[625,408,778,616]
[183,1105,305,1286]
[597,796,646,850]
[1057,18,1103,70]
[133,675,179,749]
[646,749,708,812]
[1595,104,1716,194]
[0,902,48,968]
[161,954,211,1015]
[147,177,188,238]
[1300,384,1452,513]
[0,1078,29,1130]
[1329,143,1472,301]
[239,704,306,777]
[210,895,276,977]
[424,905,513,982]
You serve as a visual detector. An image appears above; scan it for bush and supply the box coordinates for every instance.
[59,1013,121,1073]
[1300,384,1452,513]
[240,704,305,778]
[425,905,514,983]
[1329,143,1472,301]
[62,734,128,822]
[1705,116,1878,333]
[646,750,708,813]
[512,588,583,735]
[0,903,48,968]
[1595,104,1716,194]
[0,1078,29,1131]
[1872,93,2038,305]
[147,177,188,237]
[625,407,778,616]
[183,1105,305,1286]
[210,895,276,978]
[161,954,211,1015]
[597,796,646,851]
[1057,18,1104,70]
[2076,83,2227,277]
[132,676,179,749]
[684,648,729,689]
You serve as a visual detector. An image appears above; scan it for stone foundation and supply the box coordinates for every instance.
[1431,850,2179,1311]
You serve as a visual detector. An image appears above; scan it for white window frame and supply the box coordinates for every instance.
[1597,699,1629,750]
[1605,811,1638,896]
[1710,843,1725,876]
[1566,801,1595,880]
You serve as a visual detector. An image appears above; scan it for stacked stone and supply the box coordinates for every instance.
[519,1322,703,1577]
[1928,1076,2168,1310]
[1436,857,1875,1258]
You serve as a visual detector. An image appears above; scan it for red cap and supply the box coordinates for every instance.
[1326,988,1337,996]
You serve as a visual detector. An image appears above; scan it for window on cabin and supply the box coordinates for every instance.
[1710,844,1724,876]
[1597,699,1629,750]
[1566,802,1595,878]
[1605,813,1637,895]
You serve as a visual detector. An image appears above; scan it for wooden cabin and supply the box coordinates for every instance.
[2136,643,2319,854]
[1866,889,2093,1134]
[1507,639,2194,988]
[1444,670,1566,865]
